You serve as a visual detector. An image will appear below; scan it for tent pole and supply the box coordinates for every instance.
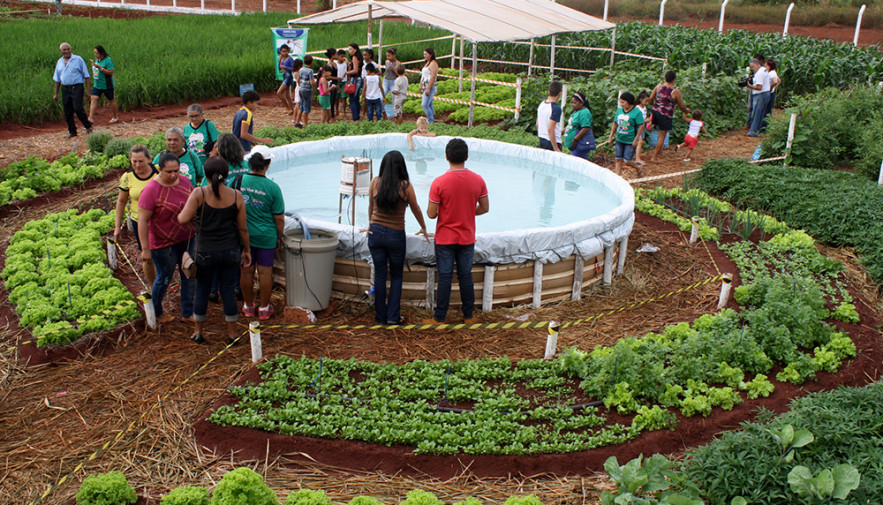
[458,37,465,93]
[367,2,373,49]
[378,20,384,59]
[550,34,556,74]
[609,26,616,67]
[450,35,457,69]
[468,42,477,128]
[528,38,535,76]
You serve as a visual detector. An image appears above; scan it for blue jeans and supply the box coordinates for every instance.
[194,247,241,323]
[763,90,776,132]
[539,138,561,151]
[748,92,770,136]
[151,240,195,318]
[421,85,437,123]
[349,77,363,121]
[366,98,383,121]
[433,243,475,322]
[382,78,395,105]
[368,224,406,324]
[615,141,636,161]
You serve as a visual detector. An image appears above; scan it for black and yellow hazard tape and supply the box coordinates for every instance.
[27,330,247,505]
[113,240,150,292]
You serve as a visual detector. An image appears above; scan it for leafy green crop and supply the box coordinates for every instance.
[285,489,331,505]
[161,486,210,505]
[76,471,137,505]
[2,209,139,346]
[210,468,276,505]
[0,153,127,208]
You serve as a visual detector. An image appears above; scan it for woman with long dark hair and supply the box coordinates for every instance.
[88,45,119,124]
[367,150,429,324]
[346,43,365,121]
[420,47,439,123]
[178,157,251,344]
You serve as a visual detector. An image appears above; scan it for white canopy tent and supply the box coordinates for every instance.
[290,0,615,126]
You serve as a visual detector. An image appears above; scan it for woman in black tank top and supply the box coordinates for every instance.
[178,157,251,344]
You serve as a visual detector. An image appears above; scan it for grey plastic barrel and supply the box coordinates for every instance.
[282,228,339,311]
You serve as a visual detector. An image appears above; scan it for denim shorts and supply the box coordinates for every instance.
[615,141,636,161]
[282,74,294,87]
[299,88,312,113]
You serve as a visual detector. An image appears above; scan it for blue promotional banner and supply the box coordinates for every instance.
[271,28,309,80]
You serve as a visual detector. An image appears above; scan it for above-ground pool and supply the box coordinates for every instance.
[269,134,634,308]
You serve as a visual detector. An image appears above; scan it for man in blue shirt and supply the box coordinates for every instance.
[52,42,93,138]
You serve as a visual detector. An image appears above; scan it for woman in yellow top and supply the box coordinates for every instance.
[113,144,158,285]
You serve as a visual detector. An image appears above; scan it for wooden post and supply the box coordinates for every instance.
[482,265,495,311]
[609,26,616,67]
[528,38,535,76]
[450,34,457,69]
[467,42,477,128]
[550,34,556,74]
[532,261,543,309]
[571,256,584,301]
[602,244,614,286]
[458,38,465,93]
[616,236,628,275]
[378,20,384,59]
[367,2,373,49]
[425,267,435,309]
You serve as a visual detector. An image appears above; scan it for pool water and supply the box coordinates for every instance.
[270,147,621,233]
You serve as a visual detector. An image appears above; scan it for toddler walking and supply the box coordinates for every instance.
[676,110,708,162]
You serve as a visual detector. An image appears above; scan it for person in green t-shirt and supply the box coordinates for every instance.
[184,103,220,164]
[88,45,119,124]
[607,91,645,176]
[563,92,595,160]
[213,133,251,186]
[236,145,285,320]
[152,127,205,188]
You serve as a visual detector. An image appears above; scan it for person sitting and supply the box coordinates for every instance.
[178,157,251,344]
[407,116,436,151]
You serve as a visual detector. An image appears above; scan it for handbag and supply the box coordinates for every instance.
[181,189,205,279]
[344,79,356,95]
[581,128,597,151]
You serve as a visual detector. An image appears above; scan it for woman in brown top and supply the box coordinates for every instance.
[367,150,429,325]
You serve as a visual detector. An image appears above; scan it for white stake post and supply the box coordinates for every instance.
[527,39,535,76]
[550,34,556,74]
[367,2,373,49]
[603,0,609,20]
[783,3,795,37]
[514,77,523,120]
[877,157,883,185]
[784,113,797,167]
[262,0,266,12]
[107,240,117,270]
[333,0,337,8]
[142,292,157,330]
[609,26,616,67]
[718,273,733,309]
[200,0,204,11]
[467,42,477,128]
[249,321,263,362]
[450,34,457,69]
[718,0,729,32]
[689,216,701,244]
[855,4,866,46]
[458,38,465,93]
[544,321,559,360]
[659,0,667,25]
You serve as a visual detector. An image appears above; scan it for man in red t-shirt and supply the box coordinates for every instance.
[424,138,489,324]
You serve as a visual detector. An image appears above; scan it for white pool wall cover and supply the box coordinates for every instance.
[272,134,635,266]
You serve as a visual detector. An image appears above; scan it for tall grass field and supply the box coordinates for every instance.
[0,13,446,124]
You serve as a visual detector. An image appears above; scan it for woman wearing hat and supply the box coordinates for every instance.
[562,92,595,160]
[234,145,285,320]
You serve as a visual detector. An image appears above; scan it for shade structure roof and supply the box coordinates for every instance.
[288,0,615,43]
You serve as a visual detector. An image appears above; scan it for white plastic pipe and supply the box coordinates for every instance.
[659,0,667,26]
[107,240,117,270]
[718,273,733,309]
[603,0,609,21]
[467,42,477,127]
[550,34,556,74]
[784,113,798,167]
[718,0,729,32]
[333,0,337,8]
[514,77,523,120]
[783,3,795,38]
[689,216,701,243]
[142,292,157,330]
[544,321,559,360]
[262,0,266,12]
[249,321,262,362]
[200,0,204,11]
[602,244,615,285]
[527,39,535,76]
[878,157,883,185]
[855,4,866,46]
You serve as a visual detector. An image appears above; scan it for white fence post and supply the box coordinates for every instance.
[784,113,797,167]
[550,34,556,74]
[877,157,883,185]
[201,0,204,11]
[450,35,457,70]
[514,77,523,121]
[263,0,266,12]
[609,26,616,67]
[783,3,795,37]
[603,0,609,21]
[855,4,867,46]
[231,0,234,13]
[659,0,667,26]
[527,38,535,76]
[333,0,337,8]
[297,0,301,14]
[718,0,729,32]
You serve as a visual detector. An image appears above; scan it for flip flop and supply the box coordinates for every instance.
[109,118,119,124]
